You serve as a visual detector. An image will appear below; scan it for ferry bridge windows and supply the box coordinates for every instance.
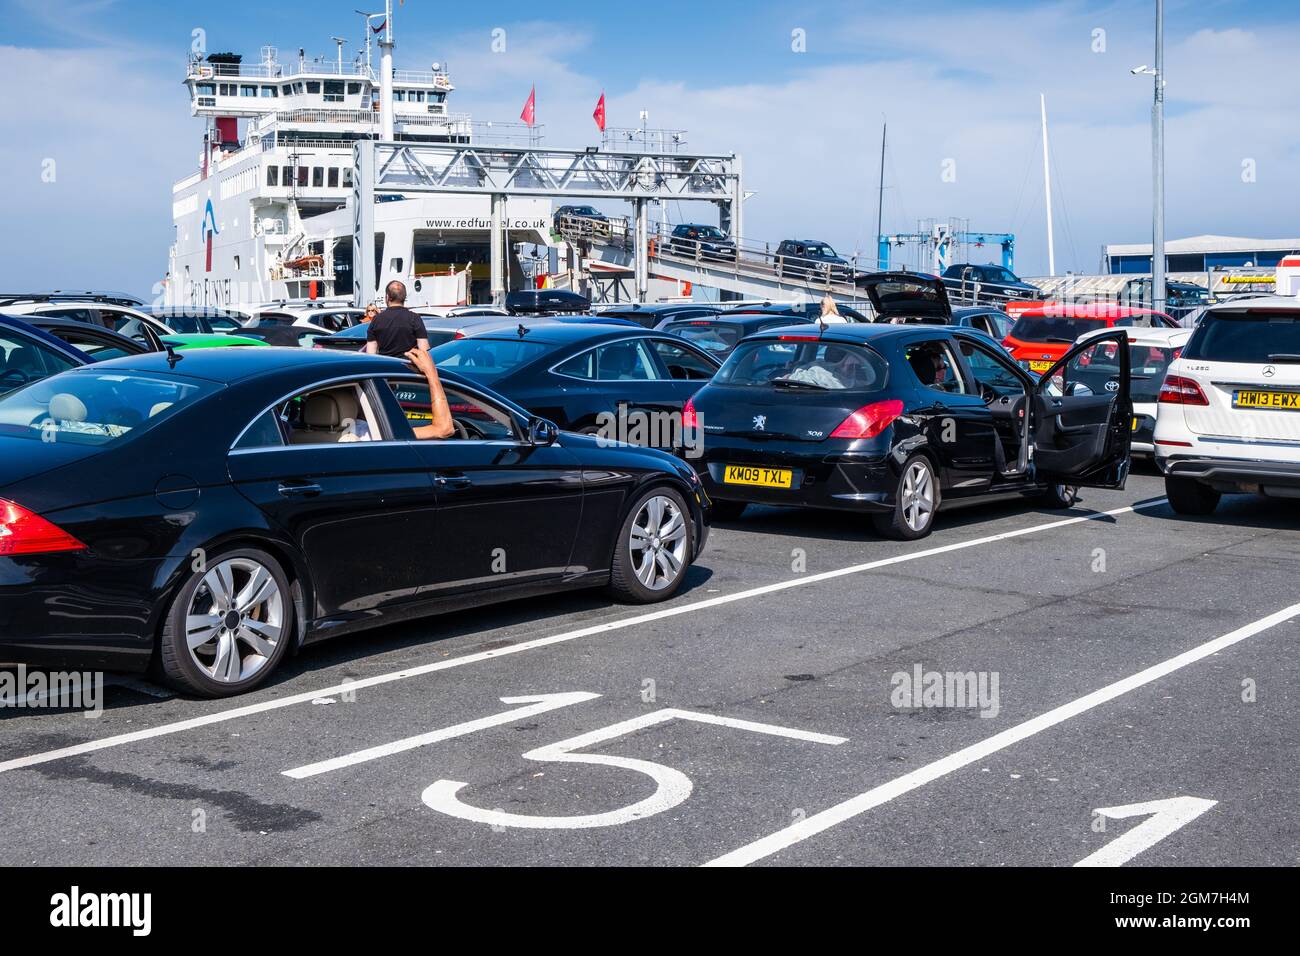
[393,90,406,102]
[312,167,324,188]
[197,83,216,97]
[297,167,308,188]
[240,85,257,97]
[328,168,340,188]
[267,166,279,187]
[281,84,292,96]
[342,168,353,188]
[324,81,344,103]
[306,81,321,94]
[260,86,277,98]
[347,83,362,96]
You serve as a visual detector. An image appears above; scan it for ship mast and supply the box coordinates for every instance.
[378,0,394,140]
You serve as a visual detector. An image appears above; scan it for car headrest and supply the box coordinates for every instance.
[4,347,42,373]
[49,392,88,422]
[304,389,360,428]
[149,402,174,418]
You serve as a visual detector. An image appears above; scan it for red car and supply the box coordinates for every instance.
[1003,303,1176,375]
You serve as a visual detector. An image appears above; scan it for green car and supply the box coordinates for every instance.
[161,333,270,351]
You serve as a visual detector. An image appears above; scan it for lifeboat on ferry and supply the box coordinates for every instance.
[283,254,324,274]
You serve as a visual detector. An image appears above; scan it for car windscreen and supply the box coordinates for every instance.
[665,322,742,355]
[162,314,205,333]
[716,339,887,391]
[1009,315,1106,343]
[1128,343,1182,402]
[429,337,550,379]
[0,371,216,446]
[1181,310,1300,363]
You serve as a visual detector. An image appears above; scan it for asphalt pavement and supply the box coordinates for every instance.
[2,463,1297,867]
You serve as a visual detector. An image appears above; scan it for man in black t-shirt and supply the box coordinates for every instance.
[365,280,430,356]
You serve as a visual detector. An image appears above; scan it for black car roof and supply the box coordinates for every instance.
[743,322,967,344]
[81,346,413,383]
[601,303,720,314]
[459,322,655,346]
[951,306,1007,318]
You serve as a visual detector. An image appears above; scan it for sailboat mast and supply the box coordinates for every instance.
[875,121,887,271]
[1040,93,1056,277]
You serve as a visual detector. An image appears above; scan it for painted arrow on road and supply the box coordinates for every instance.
[1074,796,1218,867]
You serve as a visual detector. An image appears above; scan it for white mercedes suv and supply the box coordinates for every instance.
[1154,296,1300,514]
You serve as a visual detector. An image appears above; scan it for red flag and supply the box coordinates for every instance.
[593,92,606,132]
[520,85,536,127]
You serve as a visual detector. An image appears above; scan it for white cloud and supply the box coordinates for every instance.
[2,4,1297,294]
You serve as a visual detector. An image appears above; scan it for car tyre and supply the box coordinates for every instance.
[158,547,295,698]
[709,500,748,521]
[608,485,694,603]
[1165,475,1220,516]
[873,455,938,540]
[1036,482,1079,509]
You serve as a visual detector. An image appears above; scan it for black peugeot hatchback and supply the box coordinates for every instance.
[684,322,1132,538]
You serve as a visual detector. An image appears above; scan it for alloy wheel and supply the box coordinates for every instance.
[629,494,688,591]
[901,460,935,533]
[184,557,286,684]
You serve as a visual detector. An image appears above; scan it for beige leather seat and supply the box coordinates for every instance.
[288,389,364,444]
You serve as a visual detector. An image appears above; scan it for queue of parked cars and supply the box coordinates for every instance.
[4,280,1298,699]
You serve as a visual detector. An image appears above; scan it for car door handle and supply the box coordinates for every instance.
[435,473,472,488]
[277,481,322,497]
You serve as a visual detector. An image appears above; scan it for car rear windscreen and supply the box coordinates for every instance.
[429,337,550,378]
[1009,315,1106,343]
[0,371,217,446]
[717,340,887,391]
[666,322,742,354]
[1181,310,1300,363]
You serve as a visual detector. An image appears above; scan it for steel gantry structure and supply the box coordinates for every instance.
[352,139,743,305]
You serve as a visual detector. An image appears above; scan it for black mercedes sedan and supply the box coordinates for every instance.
[684,323,1131,538]
[0,348,709,697]
[428,323,721,440]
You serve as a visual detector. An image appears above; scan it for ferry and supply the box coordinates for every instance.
[165,6,550,310]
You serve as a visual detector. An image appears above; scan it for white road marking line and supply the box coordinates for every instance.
[1074,796,1219,867]
[283,692,600,779]
[705,600,1300,867]
[0,498,1165,775]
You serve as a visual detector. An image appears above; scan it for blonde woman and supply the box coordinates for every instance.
[819,294,845,325]
[362,303,380,323]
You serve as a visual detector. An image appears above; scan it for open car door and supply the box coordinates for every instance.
[1030,329,1131,489]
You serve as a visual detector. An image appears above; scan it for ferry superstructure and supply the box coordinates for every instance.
[166,11,548,309]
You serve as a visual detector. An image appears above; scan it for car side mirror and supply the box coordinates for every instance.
[528,417,559,446]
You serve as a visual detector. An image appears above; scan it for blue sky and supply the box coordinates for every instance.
[2,0,1299,294]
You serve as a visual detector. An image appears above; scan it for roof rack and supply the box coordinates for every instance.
[0,290,146,308]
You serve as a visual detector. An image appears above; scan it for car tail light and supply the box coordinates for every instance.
[453,331,466,340]
[778,334,821,342]
[0,499,86,557]
[1158,374,1208,405]
[682,397,699,430]
[830,399,904,439]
